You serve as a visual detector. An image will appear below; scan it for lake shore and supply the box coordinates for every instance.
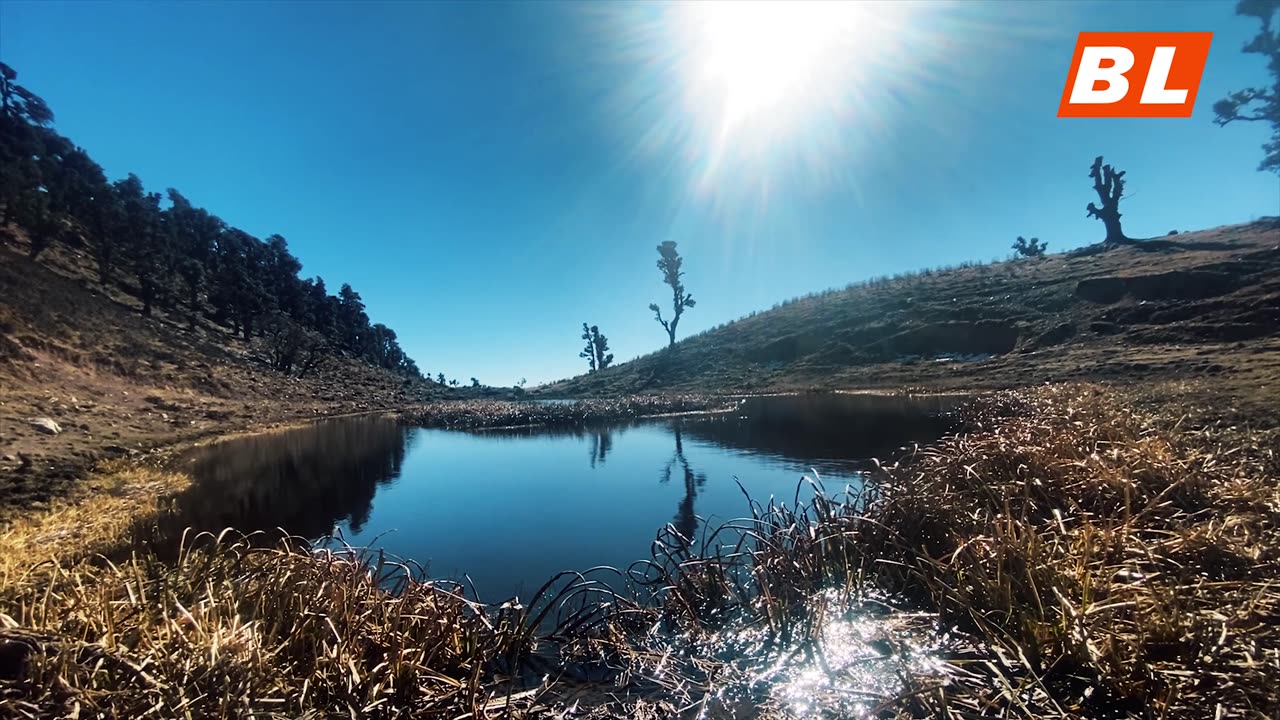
[0,395,737,575]
[1,383,1275,718]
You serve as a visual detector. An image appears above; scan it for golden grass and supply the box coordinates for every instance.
[1,385,1276,718]
[0,532,542,718]
[562,385,1280,718]
[0,464,191,584]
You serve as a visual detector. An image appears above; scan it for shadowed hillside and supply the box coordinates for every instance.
[0,61,460,514]
[0,229,445,516]
[546,221,1280,423]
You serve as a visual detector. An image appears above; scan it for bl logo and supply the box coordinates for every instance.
[1058,32,1214,118]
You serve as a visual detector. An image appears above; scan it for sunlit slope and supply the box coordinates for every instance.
[546,221,1280,397]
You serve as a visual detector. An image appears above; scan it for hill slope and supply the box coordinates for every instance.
[547,221,1280,420]
[0,229,443,516]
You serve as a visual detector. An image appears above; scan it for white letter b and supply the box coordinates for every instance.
[1070,47,1134,104]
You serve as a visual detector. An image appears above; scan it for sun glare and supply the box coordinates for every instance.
[680,2,884,160]
[595,0,977,219]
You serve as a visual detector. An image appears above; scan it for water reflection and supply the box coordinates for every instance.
[158,394,959,600]
[162,414,412,542]
[684,393,963,474]
[588,429,613,468]
[661,428,707,546]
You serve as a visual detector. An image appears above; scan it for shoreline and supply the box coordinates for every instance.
[2,384,1276,718]
[2,381,1269,717]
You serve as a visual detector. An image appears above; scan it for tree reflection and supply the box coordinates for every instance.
[152,414,411,549]
[659,425,706,545]
[588,429,613,468]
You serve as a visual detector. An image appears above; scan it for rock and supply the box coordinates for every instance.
[29,417,62,435]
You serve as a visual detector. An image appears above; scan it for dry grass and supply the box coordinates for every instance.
[402,395,732,430]
[1,385,1276,718]
[0,465,191,584]
[0,532,554,718]
[558,385,1280,718]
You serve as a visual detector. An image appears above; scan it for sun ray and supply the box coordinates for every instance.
[587,0,1021,227]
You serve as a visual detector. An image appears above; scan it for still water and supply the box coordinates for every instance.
[169,394,960,602]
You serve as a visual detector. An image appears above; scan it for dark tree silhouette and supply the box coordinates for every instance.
[0,64,52,231]
[1086,156,1128,244]
[11,189,59,259]
[579,323,614,372]
[1011,236,1047,257]
[263,312,328,377]
[1215,0,1280,174]
[0,62,425,380]
[649,241,696,348]
[335,284,369,353]
[470,377,480,388]
[437,373,447,386]
[0,67,82,259]
[304,277,335,338]
[166,190,218,326]
[579,323,597,373]
[112,175,167,316]
[0,63,52,126]
[264,234,305,321]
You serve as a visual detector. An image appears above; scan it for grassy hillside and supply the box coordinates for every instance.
[0,228,447,516]
[545,221,1280,421]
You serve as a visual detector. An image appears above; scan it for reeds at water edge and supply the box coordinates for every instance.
[1,384,1275,718]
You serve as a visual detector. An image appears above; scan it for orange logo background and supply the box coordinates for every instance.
[1058,32,1213,118]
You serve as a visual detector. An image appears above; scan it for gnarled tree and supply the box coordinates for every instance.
[579,323,614,373]
[649,240,695,348]
[1086,156,1128,244]
[1215,0,1280,174]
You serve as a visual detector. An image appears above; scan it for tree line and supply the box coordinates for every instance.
[0,63,421,380]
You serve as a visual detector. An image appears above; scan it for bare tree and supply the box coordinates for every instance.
[1085,156,1128,244]
[649,241,695,347]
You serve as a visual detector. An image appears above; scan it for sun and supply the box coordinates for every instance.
[679,1,884,146]
[594,0,966,217]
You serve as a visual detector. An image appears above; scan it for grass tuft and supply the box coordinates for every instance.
[1,385,1276,718]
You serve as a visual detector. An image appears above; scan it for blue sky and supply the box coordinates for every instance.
[2,0,1276,386]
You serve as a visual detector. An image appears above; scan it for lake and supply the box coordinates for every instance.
[166,393,961,603]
